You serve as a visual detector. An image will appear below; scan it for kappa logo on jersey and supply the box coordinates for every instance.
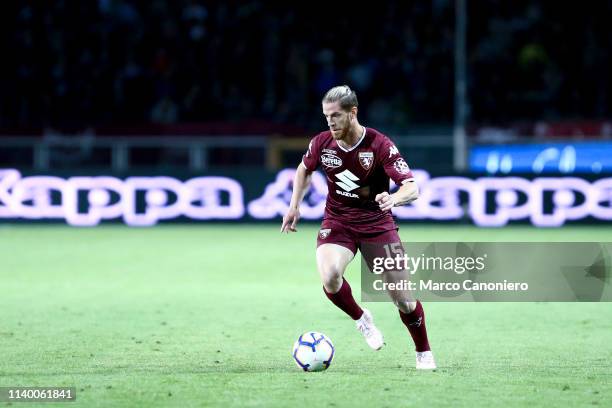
[319,228,331,239]
[335,169,360,198]
[393,158,410,174]
[389,145,399,158]
[358,151,374,170]
[321,153,342,169]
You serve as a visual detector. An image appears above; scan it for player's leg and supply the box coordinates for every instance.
[361,230,436,368]
[316,222,360,316]
[316,243,355,295]
[382,268,436,369]
[316,225,384,350]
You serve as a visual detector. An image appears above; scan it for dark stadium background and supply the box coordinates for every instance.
[2,1,610,175]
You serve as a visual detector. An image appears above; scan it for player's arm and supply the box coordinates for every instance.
[375,180,419,211]
[376,137,418,211]
[281,162,313,233]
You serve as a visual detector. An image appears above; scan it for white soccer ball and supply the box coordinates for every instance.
[292,332,335,372]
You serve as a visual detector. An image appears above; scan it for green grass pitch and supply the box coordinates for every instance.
[1,224,611,407]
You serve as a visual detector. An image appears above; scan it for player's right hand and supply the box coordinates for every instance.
[281,208,300,233]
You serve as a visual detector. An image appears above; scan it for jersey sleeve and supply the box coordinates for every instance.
[379,136,414,185]
[301,134,321,171]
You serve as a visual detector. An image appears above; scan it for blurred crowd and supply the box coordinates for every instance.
[468,1,612,126]
[2,0,611,134]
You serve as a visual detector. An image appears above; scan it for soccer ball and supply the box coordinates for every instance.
[292,332,335,372]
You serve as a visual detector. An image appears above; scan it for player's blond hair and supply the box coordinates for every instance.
[322,85,358,111]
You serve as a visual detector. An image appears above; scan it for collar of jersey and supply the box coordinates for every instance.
[335,126,367,152]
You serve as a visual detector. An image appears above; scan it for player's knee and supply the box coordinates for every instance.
[394,300,417,314]
[320,265,343,293]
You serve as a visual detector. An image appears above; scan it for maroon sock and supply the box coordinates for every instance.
[399,300,431,352]
[323,278,364,320]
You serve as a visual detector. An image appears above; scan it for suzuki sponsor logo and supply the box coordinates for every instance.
[335,170,360,192]
[335,169,360,198]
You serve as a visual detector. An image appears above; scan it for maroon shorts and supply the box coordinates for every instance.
[316,218,404,269]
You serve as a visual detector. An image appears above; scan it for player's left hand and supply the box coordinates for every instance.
[375,192,395,212]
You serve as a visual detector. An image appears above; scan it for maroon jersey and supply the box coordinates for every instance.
[302,127,414,232]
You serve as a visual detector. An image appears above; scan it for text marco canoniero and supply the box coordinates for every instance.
[372,279,529,292]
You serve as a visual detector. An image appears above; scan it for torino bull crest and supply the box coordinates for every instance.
[358,152,374,170]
